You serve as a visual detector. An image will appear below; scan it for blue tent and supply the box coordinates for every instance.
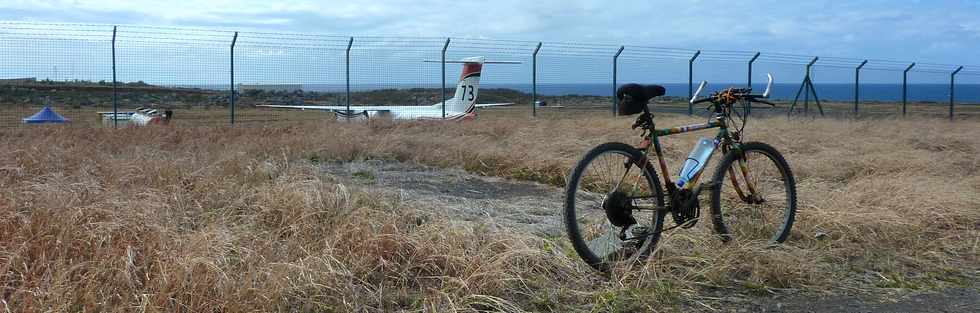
[22,106,69,124]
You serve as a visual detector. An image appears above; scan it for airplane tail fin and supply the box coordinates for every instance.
[448,57,484,114]
[425,57,520,118]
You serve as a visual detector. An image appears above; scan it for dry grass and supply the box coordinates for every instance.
[1,112,978,312]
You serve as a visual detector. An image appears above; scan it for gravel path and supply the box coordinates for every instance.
[321,160,977,313]
[321,160,566,237]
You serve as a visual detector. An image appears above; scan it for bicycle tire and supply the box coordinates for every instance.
[709,141,797,244]
[563,142,667,271]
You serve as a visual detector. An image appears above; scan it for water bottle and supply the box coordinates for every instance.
[676,137,717,188]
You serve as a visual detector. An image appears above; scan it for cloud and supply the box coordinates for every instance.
[1,0,978,70]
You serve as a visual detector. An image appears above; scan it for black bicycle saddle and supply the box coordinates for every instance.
[616,84,665,115]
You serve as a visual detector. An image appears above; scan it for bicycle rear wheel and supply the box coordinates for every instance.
[563,142,666,271]
[709,142,797,244]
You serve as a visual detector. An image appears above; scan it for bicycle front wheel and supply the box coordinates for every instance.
[563,142,666,272]
[709,142,797,244]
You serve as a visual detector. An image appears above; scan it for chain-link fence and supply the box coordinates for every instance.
[2,21,979,128]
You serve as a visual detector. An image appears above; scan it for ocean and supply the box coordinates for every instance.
[296,83,980,103]
[484,83,980,103]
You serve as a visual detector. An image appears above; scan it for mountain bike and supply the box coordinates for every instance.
[563,75,797,272]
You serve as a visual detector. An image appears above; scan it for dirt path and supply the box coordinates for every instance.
[321,160,978,313]
[321,160,566,237]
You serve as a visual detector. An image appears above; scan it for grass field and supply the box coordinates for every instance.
[1,110,978,311]
[2,98,980,128]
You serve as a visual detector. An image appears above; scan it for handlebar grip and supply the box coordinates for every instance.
[692,98,713,105]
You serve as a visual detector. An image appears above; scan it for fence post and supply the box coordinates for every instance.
[346,37,353,121]
[612,45,624,116]
[854,60,867,114]
[688,50,701,115]
[441,38,450,119]
[903,62,915,116]
[112,26,117,129]
[747,52,760,116]
[229,31,238,125]
[804,57,817,116]
[950,66,963,120]
[532,42,541,117]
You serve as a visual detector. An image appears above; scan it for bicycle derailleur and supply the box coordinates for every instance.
[602,191,652,243]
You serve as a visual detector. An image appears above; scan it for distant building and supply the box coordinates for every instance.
[0,77,37,84]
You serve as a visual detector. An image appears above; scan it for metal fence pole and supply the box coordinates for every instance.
[688,50,701,115]
[111,26,117,129]
[441,38,450,120]
[346,37,353,121]
[229,31,238,125]
[903,62,915,116]
[532,42,541,117]
[804,57,817,116]
[613,45,624,116]
[747,52,760,116]
[950,66,963,120]
[855,60,867,114]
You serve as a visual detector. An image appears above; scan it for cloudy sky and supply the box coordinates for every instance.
[4,0,979,62]
[2,0,978,86]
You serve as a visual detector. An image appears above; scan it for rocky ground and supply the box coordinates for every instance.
[322,160,978,313]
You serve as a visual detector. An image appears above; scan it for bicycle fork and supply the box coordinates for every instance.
[727,156,761,203]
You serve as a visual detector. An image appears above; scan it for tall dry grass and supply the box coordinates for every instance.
[1,113,977,311]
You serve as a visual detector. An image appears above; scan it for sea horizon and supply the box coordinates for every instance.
[281,83,980,103]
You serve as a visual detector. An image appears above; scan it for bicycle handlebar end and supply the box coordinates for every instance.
[761,73,773,98]
[689,80,708,104]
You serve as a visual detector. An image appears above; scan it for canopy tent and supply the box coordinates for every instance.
[22,106,69,124]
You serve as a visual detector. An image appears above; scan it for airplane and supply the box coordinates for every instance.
[534,100,565,108]
[257,56,518,120]
[97,108,173,127]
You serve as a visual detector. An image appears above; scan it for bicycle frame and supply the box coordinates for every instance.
[633,113,757,204]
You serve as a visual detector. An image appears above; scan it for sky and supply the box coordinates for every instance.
[1,0,979,85]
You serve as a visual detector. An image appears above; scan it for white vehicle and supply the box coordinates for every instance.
[535,100,565,108]
[258,56,516,120]
[97,108,172,127]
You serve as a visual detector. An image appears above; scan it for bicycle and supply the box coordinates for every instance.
[563,74,797,272]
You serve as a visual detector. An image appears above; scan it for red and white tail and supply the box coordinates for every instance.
[446,56,484,114]
[423,57,519,117]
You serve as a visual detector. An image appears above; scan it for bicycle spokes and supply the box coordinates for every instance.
[717,149,792,242]
[566,146,665,268]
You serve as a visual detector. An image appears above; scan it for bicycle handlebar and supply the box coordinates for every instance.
[761,73,773,98]
[691,97,713,105]
[691,81,707,103]
[688,73,775,106]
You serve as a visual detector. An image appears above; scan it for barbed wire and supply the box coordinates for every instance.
[0,21,979,77]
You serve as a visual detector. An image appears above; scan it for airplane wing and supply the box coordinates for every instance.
[474,103,514,108]
[258,104,405,111]
[261,103,514,110]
